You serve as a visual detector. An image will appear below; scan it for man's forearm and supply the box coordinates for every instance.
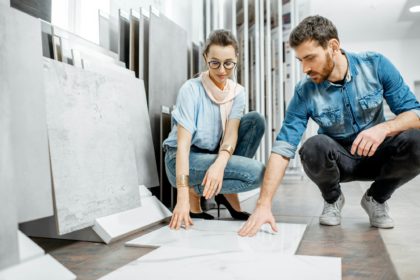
[382,111,420,136]
[257,153,290,207]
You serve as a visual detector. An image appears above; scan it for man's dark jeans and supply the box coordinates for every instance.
[299,129,420,204]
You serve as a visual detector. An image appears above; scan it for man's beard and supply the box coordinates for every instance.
[308,52,334,84]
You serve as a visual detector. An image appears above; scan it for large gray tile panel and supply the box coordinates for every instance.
[0,5,19,269]
[148,10,188,169]
[43,58,141,234]
[81,63,159,188]
[7,9,53,223]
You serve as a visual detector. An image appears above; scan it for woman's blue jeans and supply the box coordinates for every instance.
[164,112,266,195]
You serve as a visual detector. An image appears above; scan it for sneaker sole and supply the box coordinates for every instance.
[319,218,341,226]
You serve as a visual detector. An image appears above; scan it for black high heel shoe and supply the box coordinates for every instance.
[215,194,250,220]
[189,211,214,220]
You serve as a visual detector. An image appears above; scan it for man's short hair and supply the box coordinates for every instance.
[289,15,339,49]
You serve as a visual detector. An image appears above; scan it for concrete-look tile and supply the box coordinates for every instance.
[100,246,341,280]
[126,220,307,255]
[81,64,159,188]
[43,58,141,234]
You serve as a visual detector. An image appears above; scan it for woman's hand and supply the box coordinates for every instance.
[169,198,193,230]
[202,153,229,199]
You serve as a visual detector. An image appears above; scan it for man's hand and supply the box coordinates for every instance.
[238,204,278,237]
[351,123,390,156]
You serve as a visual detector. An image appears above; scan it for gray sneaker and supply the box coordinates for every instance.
[319,194,345,226]
[361,191,394,229]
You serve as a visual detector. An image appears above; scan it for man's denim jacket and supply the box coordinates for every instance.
[272,50,420,158]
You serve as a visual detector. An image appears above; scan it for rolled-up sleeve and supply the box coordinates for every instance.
[378,54,420,119]
[171,82,198,135]
[272,87,309,159]
[228,90,246,120]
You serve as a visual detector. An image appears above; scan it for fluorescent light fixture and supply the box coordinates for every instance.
[409,5,420,12]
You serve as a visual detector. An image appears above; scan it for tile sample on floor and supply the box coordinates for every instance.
[100,246,341,280]
[18,231,44,263]
[43,58,141,234]
[148,9,188,166]
[93,196,172,244]
[126,220,306,255]
[0,255,76,280]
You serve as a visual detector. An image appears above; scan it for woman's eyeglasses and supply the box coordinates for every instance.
[208,60,237,70]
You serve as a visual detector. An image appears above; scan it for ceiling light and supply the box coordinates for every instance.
[409,5,420,12]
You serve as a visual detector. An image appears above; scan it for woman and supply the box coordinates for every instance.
[163,29,265,230]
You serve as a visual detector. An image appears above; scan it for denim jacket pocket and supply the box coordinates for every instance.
[358,90,383,121]
[313,108,344,128]
[358,90,383,110]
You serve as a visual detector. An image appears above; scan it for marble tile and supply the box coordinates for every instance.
[126,220,307,255]
[43,58,141,234]
[18,231,44,263]
[148,10,188,166]
[0,255,76,280]
[0,4,53,224]
[93,196,172,244]
[100,246,341,280]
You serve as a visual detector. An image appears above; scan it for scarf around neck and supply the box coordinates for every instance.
[200,71,243,135]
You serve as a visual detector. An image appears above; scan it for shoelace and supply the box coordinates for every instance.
[322,201,340,216]
[372,199,389,218]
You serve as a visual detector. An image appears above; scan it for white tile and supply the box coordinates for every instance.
[0,4,53,224]
[100,246,341,280]
[43,58,141,234]
[93,196,172,244]
[18,232,44,263]
[126,220,306,255]
[139,185,152,198]
[0,255,76,280]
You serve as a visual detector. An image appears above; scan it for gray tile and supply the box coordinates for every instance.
[81,62,158,188]
[3,8,54,223]
[1,4,53,223]
[43,58,141,234]
[148,11,188,167]
[0,5,19,269]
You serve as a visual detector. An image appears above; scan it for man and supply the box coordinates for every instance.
[239,15,420,236]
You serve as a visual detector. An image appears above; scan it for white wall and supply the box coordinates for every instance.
[344,38,420,92]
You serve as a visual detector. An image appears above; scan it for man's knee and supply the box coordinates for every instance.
[299,134,335,163]
[398,128,420,166]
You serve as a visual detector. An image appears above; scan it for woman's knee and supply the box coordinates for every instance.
[241,111,266,135]
[247,160,265,188]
